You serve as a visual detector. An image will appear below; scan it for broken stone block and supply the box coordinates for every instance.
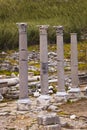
[38,113,60,125]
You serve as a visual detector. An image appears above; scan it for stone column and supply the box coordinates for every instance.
[54,26,68,102]
[71,33,79,88]
[68,33,81,99]
[37,25,51,106]
[17,23,31,110]
[39,25,49,95]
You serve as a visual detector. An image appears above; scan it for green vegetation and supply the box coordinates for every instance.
[0,0,87,49]
[0,70,18,76]
[0,70,12,76]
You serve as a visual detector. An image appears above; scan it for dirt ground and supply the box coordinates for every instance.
[59,98,87,130]
[59,98,87,117]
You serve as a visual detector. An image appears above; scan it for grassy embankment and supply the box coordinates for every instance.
[0,0,87,49]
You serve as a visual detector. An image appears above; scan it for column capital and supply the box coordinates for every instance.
[37,25,49,35]
[16,23,27,34]
[54,26,63,35]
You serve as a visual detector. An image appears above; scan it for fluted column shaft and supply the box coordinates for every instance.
[17,23,28,99]
[71,33,79,88]
[55,26,65,92]
[39,25,49,95]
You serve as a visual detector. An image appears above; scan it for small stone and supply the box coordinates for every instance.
[11,73,17,78]
[33,91,40,97]
[70,114,76,120]
[49,90,53,94]
[48,105,58,112]
[49,86,53,90]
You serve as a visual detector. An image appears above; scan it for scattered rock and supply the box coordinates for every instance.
[33,91,40,97]
[48,105,58,112]
[70,114,76,120]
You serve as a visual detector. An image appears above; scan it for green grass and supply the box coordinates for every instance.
[0,70,12,76]
[0,0,87,49]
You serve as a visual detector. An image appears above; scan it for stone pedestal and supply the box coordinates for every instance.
[68,88,81,99]
[17,98,31,111]
[38,113,61,130]
[17,23,31,110]
[37,95,51,107]
[55,92,68,103]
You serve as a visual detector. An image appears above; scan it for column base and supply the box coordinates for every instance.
[17,98,31,111]
[68,88,81,99]
[54,91,68,103]
[37,95,51,107]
